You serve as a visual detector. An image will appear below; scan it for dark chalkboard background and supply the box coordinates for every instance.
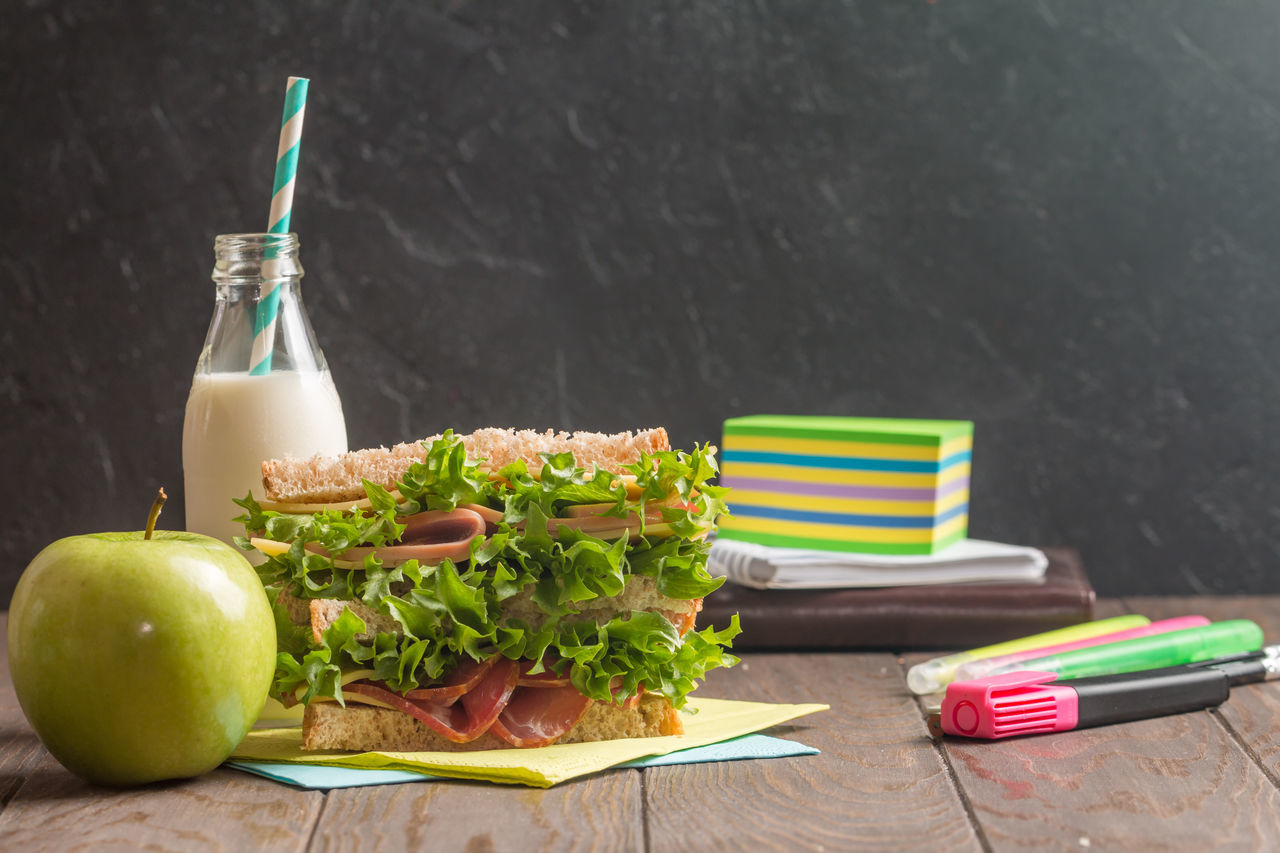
[5,1,1280,600]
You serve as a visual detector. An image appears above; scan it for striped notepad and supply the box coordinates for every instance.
[717,415,974,555]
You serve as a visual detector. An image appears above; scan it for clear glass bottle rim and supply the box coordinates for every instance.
[214,232,299,257]
[212,233,303,282]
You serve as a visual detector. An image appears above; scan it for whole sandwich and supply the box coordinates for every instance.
[235,427,740,751]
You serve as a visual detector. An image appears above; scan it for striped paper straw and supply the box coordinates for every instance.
[249,76,309,375]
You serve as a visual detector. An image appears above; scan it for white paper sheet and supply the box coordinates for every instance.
[708,538,1049,589]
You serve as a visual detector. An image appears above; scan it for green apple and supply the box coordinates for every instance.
[8,490,275,787]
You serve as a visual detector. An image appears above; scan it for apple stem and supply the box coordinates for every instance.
[145,488,167,540]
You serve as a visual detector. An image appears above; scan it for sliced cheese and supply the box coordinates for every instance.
[561,494,683,518]
[257,489,406,514]
[332,692,400,710]
[250,537,368,569]
[250,537,290,558]
[293,669,381,704]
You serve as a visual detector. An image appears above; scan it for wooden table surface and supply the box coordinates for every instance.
[3,596,1280,851]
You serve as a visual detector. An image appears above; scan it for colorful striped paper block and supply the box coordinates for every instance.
[717,415,974,555]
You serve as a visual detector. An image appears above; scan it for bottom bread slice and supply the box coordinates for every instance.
[302,693,683,752]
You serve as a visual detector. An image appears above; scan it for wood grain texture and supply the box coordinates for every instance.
[945,708,1280,849]
[0,730,42,814]
[1216,683,1280,789]
[0,753,323,851]
[1122,596,1280,794]
[310,768,644,852]
[1120,595,1280,637]
[645,653,982,853]
[0,612,43,812]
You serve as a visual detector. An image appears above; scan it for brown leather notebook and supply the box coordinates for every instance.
[700,546,1095,651]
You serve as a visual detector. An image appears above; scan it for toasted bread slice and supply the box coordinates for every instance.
[260,427,671,504]
[302,692,682,751]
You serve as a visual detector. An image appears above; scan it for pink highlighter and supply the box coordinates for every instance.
[947,615,1211,684]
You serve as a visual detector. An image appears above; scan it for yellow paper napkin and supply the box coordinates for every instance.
[231,696,827,788]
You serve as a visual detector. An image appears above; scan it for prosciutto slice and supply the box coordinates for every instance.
[343,657,518,743]
[454,657,520,740]
[403,655,497,705]
[490,684,594,748]
[516,659,572,688]
[339,654,649,746]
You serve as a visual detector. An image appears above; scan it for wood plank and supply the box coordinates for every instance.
[0,752,324,850]
[1120,595,1280,637]
[943,707,1280,849]
[645,653,982,852]
[1121,596,1280,790]
[1217,678,1280,787]
[0,730,42,814]
[1093,598,1130,620]
[310,768,644,852]
[0,612,46,813]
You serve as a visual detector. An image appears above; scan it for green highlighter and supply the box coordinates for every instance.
[985,619,1265,680]
[905,615,1151,694]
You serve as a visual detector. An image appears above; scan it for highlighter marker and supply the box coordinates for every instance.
[906,615,1151,695]
[934,653,1280,739]
[1187,646,1275,669]
[984,619,1264,681]
[948,615,1210,684]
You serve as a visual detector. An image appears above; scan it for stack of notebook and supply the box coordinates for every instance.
[701,546,1095,650]
[704,415,1095,650]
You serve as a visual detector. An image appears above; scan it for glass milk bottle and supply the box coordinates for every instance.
[182,233,348,546]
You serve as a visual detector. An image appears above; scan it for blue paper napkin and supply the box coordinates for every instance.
[227,733,818,789]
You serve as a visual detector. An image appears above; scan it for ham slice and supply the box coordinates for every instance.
[306,506,487,566]
[308,540,475,566]
[549,507,663,535]
[295,493,697,567]
[399,508,487,545]
[490,684,594,747]
[461,503,504,525]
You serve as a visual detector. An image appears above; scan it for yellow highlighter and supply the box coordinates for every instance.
[905,614,1151,695]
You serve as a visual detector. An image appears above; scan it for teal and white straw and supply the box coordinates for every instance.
[249,76,309,375]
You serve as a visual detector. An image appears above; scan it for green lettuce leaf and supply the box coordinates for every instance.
[396,430,500,513]
[278,610,742,710]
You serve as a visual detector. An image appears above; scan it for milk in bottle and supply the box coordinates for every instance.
[182,233,347,547]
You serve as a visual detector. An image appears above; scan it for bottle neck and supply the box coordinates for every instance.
[195,233,328,376]
[213,232,303,283]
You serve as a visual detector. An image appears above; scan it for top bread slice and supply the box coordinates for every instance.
[260,427,671,504]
